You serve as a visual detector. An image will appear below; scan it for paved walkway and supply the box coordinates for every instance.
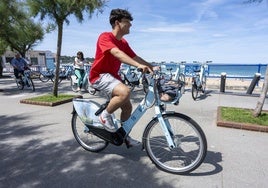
[0,75,268,188]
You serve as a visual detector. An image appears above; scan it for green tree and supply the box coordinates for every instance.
[26,0,107,97]
[0,39,8,77]
[0,0,44,57]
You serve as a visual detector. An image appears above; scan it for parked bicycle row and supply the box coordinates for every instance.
[11,58,211,101]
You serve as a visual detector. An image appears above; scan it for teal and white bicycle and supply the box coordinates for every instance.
[71,70,207,174]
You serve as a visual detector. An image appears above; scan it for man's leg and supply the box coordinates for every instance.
[74,69,82,90]
[14,69,19,79]
[106,82,131,115]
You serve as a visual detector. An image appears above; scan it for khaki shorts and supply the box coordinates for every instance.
[91,73,121,98]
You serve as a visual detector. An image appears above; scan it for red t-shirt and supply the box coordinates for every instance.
[89,32,136,83]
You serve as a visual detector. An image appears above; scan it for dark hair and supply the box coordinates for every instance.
[109,9,133,28]
[77,51,84,61]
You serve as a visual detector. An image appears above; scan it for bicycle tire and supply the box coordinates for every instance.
[39,73,50,82]
[70,78,79,92]
[178,73,185,94]
[27,77,35,92]
[51,76,62,84]
[16,78,24,90]
[143,113,207,175]
[191,84,198,100]
[201,76,207,93]
[87,84,96,95]
[72,111,109,152]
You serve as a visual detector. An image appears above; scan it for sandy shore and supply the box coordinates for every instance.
[184,77,264,92]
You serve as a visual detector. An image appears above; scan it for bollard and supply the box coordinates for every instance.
[246,73,261,94]
[220,72,226,92]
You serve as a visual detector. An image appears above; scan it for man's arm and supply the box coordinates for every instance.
[11,59,17,69]
[133,56,153,69]
[110,47,140,67]
[110,47,153,73]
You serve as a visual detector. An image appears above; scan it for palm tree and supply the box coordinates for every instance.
[26,0,107,97]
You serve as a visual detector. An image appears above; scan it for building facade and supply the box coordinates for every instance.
[1,50,55,72]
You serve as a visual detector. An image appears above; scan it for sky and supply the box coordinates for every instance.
[33,0,268,64]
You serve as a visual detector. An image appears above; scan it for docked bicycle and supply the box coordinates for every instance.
[119,65,148,92]
[71,69,207,174]
[160,61,186,94]
[39,68,62,83]
[191,61,211,100]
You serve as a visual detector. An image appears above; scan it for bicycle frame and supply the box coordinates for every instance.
[73,72,179,148]
[121,78,175,148]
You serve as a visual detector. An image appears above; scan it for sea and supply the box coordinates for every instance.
[162,63,267,79]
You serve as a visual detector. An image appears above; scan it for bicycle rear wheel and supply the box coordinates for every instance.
[39,73,50,82]
[51,76,62,84]
[72,111,108,152]
[143,113,207,175]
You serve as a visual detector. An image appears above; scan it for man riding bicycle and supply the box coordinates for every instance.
[11,53,30,79]
[89,9,154,147]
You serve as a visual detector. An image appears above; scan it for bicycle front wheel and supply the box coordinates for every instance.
[191,84,198,100]
[201,76,207,93]
[178,73,185,94]
[27,77,35,92]
[72,111,109,152]
[143,113,207,175]
[16,78,24,90]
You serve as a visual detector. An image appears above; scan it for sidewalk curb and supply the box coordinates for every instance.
[20,95,82,107]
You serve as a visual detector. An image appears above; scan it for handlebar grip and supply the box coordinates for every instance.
[137,68,143,72]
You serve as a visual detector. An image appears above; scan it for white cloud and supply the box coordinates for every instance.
[140,25,195,33]
[33,0,268,64]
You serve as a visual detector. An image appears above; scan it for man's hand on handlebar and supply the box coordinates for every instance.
[137,64,153,74]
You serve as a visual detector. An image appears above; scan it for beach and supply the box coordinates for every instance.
[185,77,264,92]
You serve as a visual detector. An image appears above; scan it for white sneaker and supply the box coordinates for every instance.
[125,136,141,148]
[99,114,117,132]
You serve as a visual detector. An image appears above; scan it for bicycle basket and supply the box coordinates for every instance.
[73,98,101,126]
[157,78,182,103]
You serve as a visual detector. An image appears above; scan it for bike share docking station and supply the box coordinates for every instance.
[220,72,226,93]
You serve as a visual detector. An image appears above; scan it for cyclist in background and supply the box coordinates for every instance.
[74,51,88,92]
[11,53,29,79]
[89,8,154,147]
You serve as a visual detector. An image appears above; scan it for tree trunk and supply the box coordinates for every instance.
[0,58,3,77]
[253,65,268,117]
[52,21,63,97]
